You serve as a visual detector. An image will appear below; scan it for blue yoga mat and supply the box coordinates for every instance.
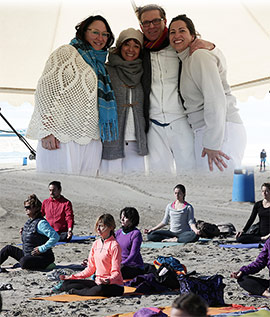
[17,235,95,246]
[141,242,184,249]
[56,235,95,245]
[219,243,264,249]
[141,238,212,249]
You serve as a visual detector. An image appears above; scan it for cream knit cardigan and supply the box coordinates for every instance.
[27,45,100,144]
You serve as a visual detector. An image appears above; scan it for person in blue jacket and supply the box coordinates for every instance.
[0,194,59,272]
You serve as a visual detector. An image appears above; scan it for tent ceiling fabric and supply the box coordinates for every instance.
[0,0,269,106]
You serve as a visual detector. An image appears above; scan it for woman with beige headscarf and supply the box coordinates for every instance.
[100,28,148,174]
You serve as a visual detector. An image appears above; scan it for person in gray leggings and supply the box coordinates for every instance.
[144,184,200,243]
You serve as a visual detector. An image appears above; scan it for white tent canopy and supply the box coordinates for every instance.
[0,0,269,105]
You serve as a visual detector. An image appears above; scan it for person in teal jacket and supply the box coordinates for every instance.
[0,194,59,272]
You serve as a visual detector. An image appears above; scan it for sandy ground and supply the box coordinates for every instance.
[0,165,269,316]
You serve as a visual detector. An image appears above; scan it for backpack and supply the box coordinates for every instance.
[217,223,236,237]
[153,256,187,290]
[196,220,220,238]
[154,256,187,275]
[154,263,180,290]
[178,273,226,306]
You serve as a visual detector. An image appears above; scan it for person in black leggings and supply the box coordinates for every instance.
[231,237,270,297]
[53,214,124,297]
[236,183,270,244]
[0,194,59,272]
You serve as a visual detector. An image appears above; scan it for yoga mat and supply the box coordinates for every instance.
[219,243,264,249]
[31,286,138,302]
[108,304,260,317]
[141,238,211,249]
[17,235,96,247]
[141,242,183,249]
[56,235,96,245]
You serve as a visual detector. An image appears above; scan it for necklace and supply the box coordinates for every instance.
[262,199,270,208]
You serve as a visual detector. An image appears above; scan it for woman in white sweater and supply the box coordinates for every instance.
[169,14,246,172]
[27,15,118,176]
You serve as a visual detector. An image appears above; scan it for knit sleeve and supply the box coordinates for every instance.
[190,50,226,150]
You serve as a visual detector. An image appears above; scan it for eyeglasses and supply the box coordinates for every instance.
[87,28,110,39]
[24,205,31,210]
[141,18,164,28]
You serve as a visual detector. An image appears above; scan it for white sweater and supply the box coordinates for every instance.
[27,45,100,144]
[177,47,242,150]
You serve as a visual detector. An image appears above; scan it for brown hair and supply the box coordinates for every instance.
[75,15,114,49]
[169,14,200,39]
[24,194,42,216]
[172,293,208,317]
[95,214,116,235]
[261,183,270,190]
[136,4,166,22]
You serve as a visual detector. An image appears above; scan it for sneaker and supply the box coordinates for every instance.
[47,269,67,281]
[0,267,9,273]
[50,280,64,294]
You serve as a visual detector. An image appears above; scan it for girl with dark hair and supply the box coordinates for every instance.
[115,207,144,279]
[0,194,59,272]
[169,14,246,172]
[236,183,270,243]
[53,214,124,297]
[27,15,118,176]
[145,184,200,243]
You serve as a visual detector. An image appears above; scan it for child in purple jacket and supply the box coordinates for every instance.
[115,207,144,279]
[231,238,270,297]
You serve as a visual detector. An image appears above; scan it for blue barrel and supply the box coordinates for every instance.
[22,157,27,166]
[232,169,255,202]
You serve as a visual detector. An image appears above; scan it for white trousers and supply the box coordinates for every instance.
[36,140,102,176]
[146,118,195,174]
[194,122,247,171]
[99,141,146,175]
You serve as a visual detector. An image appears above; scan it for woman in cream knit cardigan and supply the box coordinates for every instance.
[27,15,118,176]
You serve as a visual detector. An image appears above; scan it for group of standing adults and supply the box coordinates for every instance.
[26,4,246,175]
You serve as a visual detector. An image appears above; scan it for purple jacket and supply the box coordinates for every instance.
[115,228,144,268]
[240,238,270,275]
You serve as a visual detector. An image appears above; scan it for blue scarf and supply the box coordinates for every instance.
[70,38,118,142]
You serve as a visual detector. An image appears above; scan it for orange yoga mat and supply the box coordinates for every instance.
[31,286,138,302]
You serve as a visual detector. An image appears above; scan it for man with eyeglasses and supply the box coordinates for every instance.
[136,4,215,174]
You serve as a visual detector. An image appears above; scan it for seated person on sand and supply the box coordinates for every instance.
[144,184,200,243]
[231,236,270,298]
[0,194,59,272]
[51,214,124,297]
[236,182,270,244]
[41,181,74,242]
[115,207,144,279]
[82,207,144,279]
[171,293,208,317]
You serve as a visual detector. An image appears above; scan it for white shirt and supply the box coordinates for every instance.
[149,45,185,123]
